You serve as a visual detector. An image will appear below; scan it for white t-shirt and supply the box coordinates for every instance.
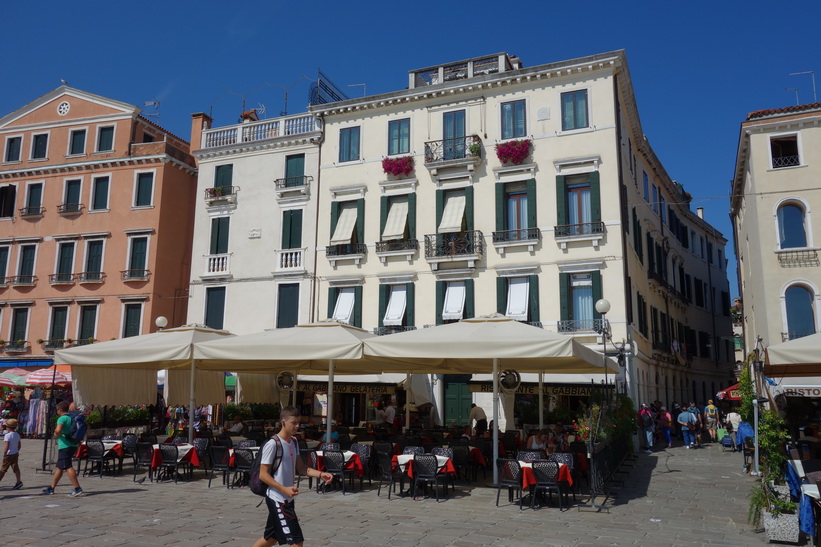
[385,405,396,425]
[261,436,299,503]
[4,431,20,455]
[468,406,487,423]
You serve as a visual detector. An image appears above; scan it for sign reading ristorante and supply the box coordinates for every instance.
[297,382,396,394]
[468,383,606,396]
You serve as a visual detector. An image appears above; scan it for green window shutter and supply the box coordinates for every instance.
[436,281,446,325]
[215,165,233,188]
[0,247,8,277]
[435,190,444,229]
[98,127,114,151]
[210,217,229,255]
[555,175,567,226]
[592,271,603,320]
[405,282,415,327]
[407,193,416,239]
[136,173,153,206]
[11,308,28,341]
[380,196,389,239]
[355,199,365,244]
[465,186,474,232]
[129,238,147,271]
[330,201,340,239]
[559,273,570,321]
[353,286,363,328]
[28,183,42,208]
[589,171,601,222]
[58,243,74,274]
[291,209,302,248]
[646,233,654,272]
[86,240,103,272]
[526,178,537,228]
[50,306,68,340]
[496,277,507,315]
[285,155,304,178]
[93,177,109,210]
[276,284,300,329]
[205,287,226,330]
[65,180,81,205]
[327,287,339,320]
[281,210,292,249]
[70,130,85,155]
[79,305,97,340]
[528,275,540,323]
[20,245,35,276]
[465,279,475,319]
[495,184,505,232]
[123,304,142,338]
[378,284,389,328]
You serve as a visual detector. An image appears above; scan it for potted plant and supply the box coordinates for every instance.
[495,139,531,165]
[468,142,483,158]
[382,156,415,177]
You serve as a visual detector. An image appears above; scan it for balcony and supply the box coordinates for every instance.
[121,269,149,281]
[201,254,231,279]
[77,271,105,284]
[553,222,605,249]
[132,140,195,166]
[19,206,44,218]
[201,114,320,150]
[492,227,541,255]
[274,248,305,274]
[10,275,37,286]
[58,203,84,215]
[374,326,417,336]
[326,243,367,267]
[557,319,604,333]
[4,341,29,353]
[424,231,484,270]
[375,238,419,263]
[424,135,482,166]
[772,155,800,169]
[275,176,312,200]
[782,331,816,342]
[777,249,820,267]
[49,273,75,285]
[204,186,238,207]
[43,339,66,351]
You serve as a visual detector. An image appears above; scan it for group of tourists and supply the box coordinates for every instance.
[638,399,741,453]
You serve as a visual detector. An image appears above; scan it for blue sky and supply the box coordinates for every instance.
[3,1,820,299]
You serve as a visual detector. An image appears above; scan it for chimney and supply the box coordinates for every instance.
[697,207,704,219]
[189,112,212,164]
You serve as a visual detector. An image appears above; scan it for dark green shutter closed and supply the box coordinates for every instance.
[526,179,537,228]
[435,190,444,230]
[355,199,365,245]
[353,286,363,328]
[276,284,299,328]
[589,171,601,222]
[497,277,507,315]
[93,177,109,210]
[210,218,229,255]
[405,283,415,327]
[465,279,474,319]
[555,176,567,226]
[528,275,540,322]
[20,246,35,276]
[0,247,8,277]
[86,241,103,273]
[435,281,446,325]
[380,196,389,240]
[495,184,505,232]
[58,243,74,274]
[79,306,97,340]
[11,308,27,341]
[327,287,339,320]
[378,284,389,328]
[592,271,603,320]
[205,287,226,329]
[283,210,303,249]
[123,304,141,337]
[28,184,42,208]
[215,165,233,188]
[50,306,68,340]
[136,173,153,206]
[285,155,304,178]
[330,202,340,239]
[130,238,147,271]
[559,273,570,321]
[407,194,416,239]
[281,211,292,249]
[465,187,474,232]
[66,180,81,206]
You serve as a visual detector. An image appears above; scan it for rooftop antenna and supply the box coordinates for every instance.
[256,103,266,118]
[348,83,366,97]
[788,71,817,103]
[786,88,799,105]
[142,99,160,118]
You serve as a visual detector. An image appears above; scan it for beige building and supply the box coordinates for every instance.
[311,50,735,423]
[731,103,821,353]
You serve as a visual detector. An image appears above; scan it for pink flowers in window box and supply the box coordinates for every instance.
[495,139,531,165]
[382,156,415,177]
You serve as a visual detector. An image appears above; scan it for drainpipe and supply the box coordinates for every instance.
[310,114,324,323]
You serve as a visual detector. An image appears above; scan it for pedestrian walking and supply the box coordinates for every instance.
[703,399,721,442]
[638,403,655,453]
[41,401,83,497]
[677,403,699,449]
[0,418,23,489]
[658,406,673,448]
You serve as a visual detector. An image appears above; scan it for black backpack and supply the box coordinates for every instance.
[641,412,653,428]
[249,436,285,497]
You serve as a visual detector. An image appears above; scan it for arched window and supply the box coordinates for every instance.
[777,203,807,249]
[785,284,816,340]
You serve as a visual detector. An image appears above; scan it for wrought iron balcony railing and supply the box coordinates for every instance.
[204,186,238,200]
[4,341,28,352]
[772,155,800,168]
[275,176,311,190]
[554,222,605,238]
[557,319,604,333]
[375,239,419,253]
[43,339,65,350]
[492,227,541,243]
[121,269,149,281]
[374,326,418,336]
[57,203,84,214]
[77,271,105,283]
[49,273,75,284]
[424,231,484,259]
[10,275,36,285]
[782,331,816,342]
[424,135,481,164]
[326,243,368,257]
[19,206,44,217]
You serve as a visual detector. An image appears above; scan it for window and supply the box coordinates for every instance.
[91,176,109,211]
[24,183,42,215]
[10,307,28,342]
[777,203,807,248]
[441,281,466,321]
[127,237,148,277]
[505,277,530,321]
[62,179,81,212]
[443,110,466,160]
[210,217,230,255]
[556,172,601,234]
[388,119,410,155]
[339,127,360,162]
[276,283,300,328]
[330,202,360,244]
[0,246,8,280]
[495,180,536,242]
[204,287,226,330]
[383,285,408,326]
[707,241,713,264]
[17,244,36,282]
[642,172,649,201]
[31,133,48,159]
[559,271,602,331]
[55,241,75,282]
[96,126,114,152]
[659,195,666,224]
[83,240,104,281]
[651,185,658,214]
[69,129,86,155]
[4,136,21,162]
[281,210,303,249]
[381,196,409,241]
[332,287,356,325]
[134,173,153,207]
[501,100,526,139]
[78,305,97,341]
[0,185,15,217]
[379,283,415,329]
[771,135,800,168]
[122,303,142,338]
[215,164,233,189]
[561,90,588,130]
[284,155,304,186]
[49,306,68,342]
[785,284,816,340]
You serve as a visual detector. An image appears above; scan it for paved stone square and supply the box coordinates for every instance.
[0,439,767,546]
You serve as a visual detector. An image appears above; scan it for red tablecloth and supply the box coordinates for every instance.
[316,451,364,477]
[469,447,487,467]
[393,454,457,479]
[150,444,201,470]
[520,461,573,489]
[75,441,125,459]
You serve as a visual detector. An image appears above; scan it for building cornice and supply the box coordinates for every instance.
[0,153,197,179]
[194,133,321,160]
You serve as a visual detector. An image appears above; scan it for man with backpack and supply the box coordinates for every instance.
[41,401,83,497]
[703,399,721,443]
[677,402,699,449]
[638,403,655,454]
[253,405,331,547]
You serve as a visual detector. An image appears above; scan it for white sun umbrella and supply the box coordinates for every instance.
[363,313,618,483]
[26,368,70,385]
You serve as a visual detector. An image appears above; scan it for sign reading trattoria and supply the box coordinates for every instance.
[467,384,607,395]
[297,382,396,394]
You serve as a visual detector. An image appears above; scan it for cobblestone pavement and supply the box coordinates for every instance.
[0,439,766,546]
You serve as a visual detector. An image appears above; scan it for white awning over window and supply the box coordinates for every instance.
[441,281,466,321]
[332,288,356,324]
[330,205,358,245]
[438,194,466,233]
[383,285,407,326]
[381,199,409,241]
[505,277,530,321]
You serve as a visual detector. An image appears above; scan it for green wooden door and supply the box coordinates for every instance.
[444,382,472,427]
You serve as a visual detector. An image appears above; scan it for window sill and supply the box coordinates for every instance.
[554,232,604,249]
[130,205,155,210]
[2,160,22,166]
[29,157,48,162]
[558,126,593,136]
[88,209,110,214]
[768,164,806,172]
[336,159,362,166]
[65,153,87,159]
[93,149,114,155]
[493,238,540,255]
[375,248,417,263]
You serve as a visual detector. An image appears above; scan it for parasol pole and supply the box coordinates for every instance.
[405,373,411,433]
[188,360,196,443]
[538,372,544,430]
[40,365,59,472]
[492,357,499,485]
[326,359,334,443]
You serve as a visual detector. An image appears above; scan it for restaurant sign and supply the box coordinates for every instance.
[783,386,821,398]
[468,383,602,396]
[297,382,395,394]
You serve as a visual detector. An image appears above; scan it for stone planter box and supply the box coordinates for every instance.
[762,510,800,544]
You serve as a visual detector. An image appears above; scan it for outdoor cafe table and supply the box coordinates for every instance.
[392,454,457,479]
[75,440,124,460]
[229,446,260,467]
[315,450,365,477]
[150,443,201,470]
[519,460,573,489]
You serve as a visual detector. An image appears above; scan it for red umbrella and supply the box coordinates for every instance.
[25,368,70,385]
[4,367,29,376]
[0,375,17,388]
[716,383,741,401]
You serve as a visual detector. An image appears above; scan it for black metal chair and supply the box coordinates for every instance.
[320,450,349,494]
[236,439,257,448]
[319,442,340,451]
[122,433,138,459]
[531,460,565,510]
[172,436,187,445]
[495,459,524,509]
[350,442,373,487]
[502,431,519,458]
[157,443,193,483]
[549,452,579,500]
[449,444,473,482]
[133,442,154,483]
[84,439,118,478]
[431,447,456,491]
[102,434,122,441]
[141,434,158,445]
[402,445,424,456]
[517,449,547,461]
[208,445,231,488]
[297,449,318,490]
[232,448,255,488]
[373,441,394,456]
[411,454,448,501]
[192,437,211,476]
[376,451,404,499]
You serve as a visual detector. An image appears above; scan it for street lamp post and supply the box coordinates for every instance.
[595,299,611,389]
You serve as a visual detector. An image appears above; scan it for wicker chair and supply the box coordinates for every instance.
[84,439,118,478]
[232,448,255,488]
[517,450,547,462]
[402,446,425,456]
[548,452,578,501]
[237,439,257,448]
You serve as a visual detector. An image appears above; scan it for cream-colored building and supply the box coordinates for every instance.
[731,103,821,352]
[312,50,735,423]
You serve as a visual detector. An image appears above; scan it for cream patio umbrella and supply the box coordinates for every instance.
[54,324,234,441]
[363,314,619,483]
[765,332,821,377]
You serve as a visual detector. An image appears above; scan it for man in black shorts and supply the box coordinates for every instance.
[42,401,83,496]
[253,406,331,547]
